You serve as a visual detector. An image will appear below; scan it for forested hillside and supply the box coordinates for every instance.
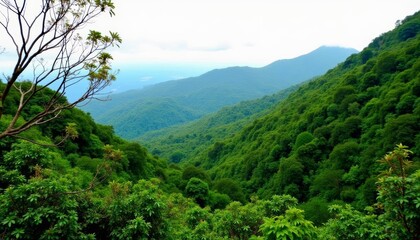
[139,84,300,162]
[184,10,420,208]
[0,6,419,240]
[83,46,357,139]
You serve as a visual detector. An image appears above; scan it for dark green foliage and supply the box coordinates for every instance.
[329,141,360,171]
[213,178,246,203]
[169,150,185,163]
[398,19,420,41]
[310,169,344,200]
[0,62,170,239]
[208,191,231,210]
[321,145,420,240]
[182,166,210,183]
[208,142,226,161]
[383,114,419,149]
[278,158,304,193]
[185,178,209,207]
[333,86,355,104]
[176,10,420,212]
[298,197,334,226]
[119,142,149,178]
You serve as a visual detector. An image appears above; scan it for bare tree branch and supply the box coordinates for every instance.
[0,0,121,140]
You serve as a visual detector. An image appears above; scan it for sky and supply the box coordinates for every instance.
[96,0,420,67]
[1,0,420,94]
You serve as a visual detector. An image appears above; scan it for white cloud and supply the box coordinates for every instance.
[2,0,420,68]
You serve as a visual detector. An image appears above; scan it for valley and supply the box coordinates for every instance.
[82,46,357,139]
[0,3,419,239]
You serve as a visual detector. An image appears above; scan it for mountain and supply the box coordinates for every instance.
[82,46,358,139]
[181,11,420,207]
[2,10,420,240]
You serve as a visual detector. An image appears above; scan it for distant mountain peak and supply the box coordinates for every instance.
[83,46,357,139]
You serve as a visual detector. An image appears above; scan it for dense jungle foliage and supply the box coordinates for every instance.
[182,10,420,206]
[0,10,420,240]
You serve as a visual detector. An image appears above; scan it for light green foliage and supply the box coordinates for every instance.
[294,132,314,150]
[320,205,387,240]
[376,144,420,239]
[263,195,298,217]
[210,195,300,239]
[260,208,317,240]
[0,177,89,239]
[213,201,264,239]
[3,141,52,178]
[107,179,168,240]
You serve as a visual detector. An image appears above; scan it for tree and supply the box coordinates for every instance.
[213,178,245,203]
[0,177,88,239]
[321,144,420,240]
[320,204,388,240]
[259,208,317,240]
[376,144,420,239]
[0,0,121,139]
[107,180,168,239]
[185,177,209,207]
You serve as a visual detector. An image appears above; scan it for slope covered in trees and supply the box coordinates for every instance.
[83,46,357,139]
[183,11,420,209]
[139,84,300,162]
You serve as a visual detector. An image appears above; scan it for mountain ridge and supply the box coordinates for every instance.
[179,12,420,206]
[82,46,358,139]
